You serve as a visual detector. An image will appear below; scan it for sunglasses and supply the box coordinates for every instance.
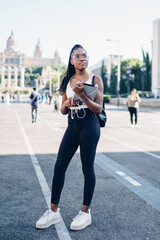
[72,53,88,60]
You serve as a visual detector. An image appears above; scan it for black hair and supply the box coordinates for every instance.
[131,88,136,92]
[59,44,86,95]
[33,87,36,91]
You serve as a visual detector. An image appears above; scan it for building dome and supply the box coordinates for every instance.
[6,31,19,52]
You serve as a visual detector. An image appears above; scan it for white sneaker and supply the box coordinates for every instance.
[131,124,134,128]
[36,209,60,229]
[70,210,91,230]
[135,124,140,128]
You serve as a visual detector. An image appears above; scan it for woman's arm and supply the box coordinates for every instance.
[128,95,133,101]
[60,92,69,115]
[73,76,104,114]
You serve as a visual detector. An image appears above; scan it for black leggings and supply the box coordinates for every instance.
[128,107,138,124]
[51,109,100,206]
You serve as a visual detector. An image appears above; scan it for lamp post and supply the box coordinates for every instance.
[107,39,121,107]
[141,63,146,94]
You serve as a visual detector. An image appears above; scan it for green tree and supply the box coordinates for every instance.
[32,67,43,75]
[109,65,117,95]
[50,65,67,92]
[120,59,142,94]
[142,49,151,91]
[25,67,41,87]
[101,60,108,93]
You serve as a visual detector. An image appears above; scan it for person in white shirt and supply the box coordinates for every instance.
[128,88,141,128]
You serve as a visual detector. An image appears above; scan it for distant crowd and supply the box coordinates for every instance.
[0,91,62,111]
[0,92,20,105]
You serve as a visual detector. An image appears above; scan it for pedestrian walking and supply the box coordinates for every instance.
[53,94,58,111]
[128,88,141,128]
[41,92,45,104]
[48,93,52,105]
[30,87,41,123]
[36,44,104,230]
[1,93,5,103]
[5,92,10,106]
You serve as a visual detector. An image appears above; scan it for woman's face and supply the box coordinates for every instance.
[70,48,88,70]
[131,89,136,95]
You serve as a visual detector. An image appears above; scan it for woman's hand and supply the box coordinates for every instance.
[72,80,84,97]
[63,97,78,108]
[63,97,72,108]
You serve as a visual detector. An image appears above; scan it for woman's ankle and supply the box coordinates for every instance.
[81,205,90,213]
[51,203,58,212]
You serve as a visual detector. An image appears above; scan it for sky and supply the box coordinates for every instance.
[0,0,160,66]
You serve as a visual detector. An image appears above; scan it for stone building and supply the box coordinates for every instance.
[0,32,63,89]
[152,19,160,96]
[90,55,123,88]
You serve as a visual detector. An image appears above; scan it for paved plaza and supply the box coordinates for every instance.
[0,98,160,240]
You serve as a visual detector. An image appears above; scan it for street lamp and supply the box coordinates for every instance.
[107,39,121,107]
[141,63,146,94]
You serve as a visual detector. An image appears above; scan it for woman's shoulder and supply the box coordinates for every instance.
[93,74,101,80]
[93,75,102,84]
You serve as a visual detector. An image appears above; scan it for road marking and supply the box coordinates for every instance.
[152,121,160,124]
[40,117,64,133]
[15,111,72,240]
[124,176,141,186]
[101,133,160,160]
[120,125,160,141]
[116,171,126,176]
[116,171,141,186]
[95,153,160,212]
[108,122,160,141]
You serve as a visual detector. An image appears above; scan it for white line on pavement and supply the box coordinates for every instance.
[95,153,160,212]
[124,176,141,186]
[15,110,72,240]
[40,117,64,133]
[101,133,160,160]
[152,121,160,124]
[116,171,141,186]
[108,123,160,141]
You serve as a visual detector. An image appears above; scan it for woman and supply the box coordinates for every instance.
[36,44,103,230]
[128,88,141,128]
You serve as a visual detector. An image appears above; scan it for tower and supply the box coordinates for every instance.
[34,39,42,58]
[54,49,61,64]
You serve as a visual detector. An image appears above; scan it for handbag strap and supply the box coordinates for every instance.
[31,93,38,103]
[92,75,95,85]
